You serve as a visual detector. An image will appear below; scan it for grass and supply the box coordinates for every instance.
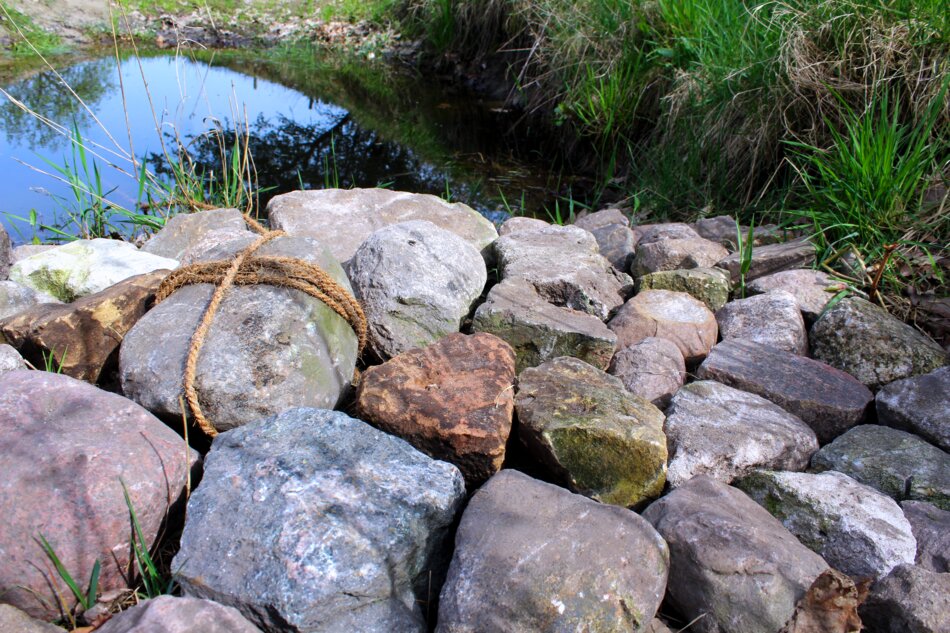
[0,5,64,57]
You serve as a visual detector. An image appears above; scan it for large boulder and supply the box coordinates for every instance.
[900,501,950,573]
[95,596,261,633]
[0,371,197,620]
[664,381,818,488]
[637,268,732,312]
[173,408,465,633]
[437,470,669,633]
[697,339,873,444]
[716,239,816,283]
[515,357,667,506]
[346,220,487,360]
[746,269,845,323]
[643,476,829,633]
[608,290,718,365]
[120,235,358,432]
[810,297,946,390]
[608,336,686,408]
[267,188,498,264]
[0,280,60,321]
[355,332,516,488]
[859,564,950,633]
[715,291,808,355]
[9,239,178,302]
[875,366,949,451]
[141,208,252,264]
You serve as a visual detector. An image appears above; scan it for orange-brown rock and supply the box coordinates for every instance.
[0,270,168,382]
[355,332,516,488]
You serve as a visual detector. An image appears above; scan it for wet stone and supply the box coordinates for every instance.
[637,267,732,312]
[876,366,950,452]
[900,501,950,573]
[746,269,846,323]
[716,239,817,283]
[716,290,808,355]
[608,336,685,408]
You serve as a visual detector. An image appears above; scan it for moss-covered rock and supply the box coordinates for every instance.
[637,267,731,312]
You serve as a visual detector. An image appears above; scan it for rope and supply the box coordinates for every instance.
[155,216,367,438]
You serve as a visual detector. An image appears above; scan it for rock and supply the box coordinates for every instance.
[633,236,730,278]
[900,501,950,573]
[498,216,549,236]
[472,278,617,373]
[574,207,630,231]
[738,470,916,580]
[355,332,516,488]
[12,244,56,261]
[267,188,498,264]
[0,605,64,633]
[665,381,818,488]
[1,271,167,383]
[697,339,873,444]
[589,222,638,272]
[693,215,783,250]
[173,408,465,633]
[346,221,487,360]
[746,269,846,322]
[633,222,700,244]
[0,371,196,620]
[716,291,808,355]
[637,267,732,312]
[120,235,358,432]
[608,337,685,408]
[0,223,10,280]
[9,239,179,302]
[876,367,950,451]
[436,470,668,633]
[494,224,632,320]
[515,357,667,506]
[642,476,830,633]
[859,564,950,633]
[141,208,252,263]
[778,569,866,633]
[0,343,25,374]
[716,239,817,283]
[811,297,946,390]
[0,280,60,321]
[811,425,950,510]
[608,290,718,365]
[95,596,262,633]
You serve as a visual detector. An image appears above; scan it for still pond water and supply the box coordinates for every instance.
[0,50,570,244]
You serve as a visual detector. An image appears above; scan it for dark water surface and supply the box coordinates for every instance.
[0,49,571,244]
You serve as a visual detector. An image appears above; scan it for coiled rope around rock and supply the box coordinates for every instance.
[155,215,367,438]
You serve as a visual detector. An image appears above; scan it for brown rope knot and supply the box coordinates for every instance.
[155,222,367,438]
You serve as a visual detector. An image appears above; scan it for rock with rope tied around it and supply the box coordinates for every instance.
[119,220,365,435]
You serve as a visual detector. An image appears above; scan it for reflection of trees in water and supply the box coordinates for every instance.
[0,60,114,149]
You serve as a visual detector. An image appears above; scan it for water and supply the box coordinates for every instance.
[0,50,572,244]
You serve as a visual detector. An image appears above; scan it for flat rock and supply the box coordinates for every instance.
[0,371,196,620]
[811,425,950,510]
[515,356,667,506]
[437,470,669,633]
[0,280,60,321]
[608,290,718,365]
[0,343,25,374]
[1,271,167,382]
[859,564,950,633]
[693,215,783,250]
[472,278,616,373]
[608,336,685,408]
[95,596,262,633]
[716,239,817,283]
[665,381,818,488]
[900,501,950,573]
[697,339,873,444]
[355,332,516,488]
[738,470,916,580]
[0,223,10,280]
[633,237,729,278]
[498,216,550,236]
[811,297,946,390]
[746,269,846,322]
[716,291,808,355]
[141,208,252,264]
[9,238,179,302]
[876,366,950,451]
[0,605,64,633]
[642,476,830,633]
[173,408,465,633]
[494,224,632,320]
[637,267,732,312]
[267,188,498,264]
[346,220,487,360]
[573,207,630,231]
[120,235,358,432]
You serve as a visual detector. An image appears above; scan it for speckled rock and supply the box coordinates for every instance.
[811,425,950,511]
[697,339,873,444]
[436,470,669,633]
[498,216,549,236]
[0,605,64,633]
[0,371,197,620]
[0,280,60,321]
[716,291,808,355]
[716,239,816,283]
[347,220,487,360]
[811,297,946,390]
[643,476,830,633]
[637,267,732,312]
[608,336,685,408]
[746,269,846,322]
[95,596,262,633]
[472,278,617,373]
[120,235,358,432]
[0,344,25,374]
[515,356,667,506]
[608,290,718,365]
[9,238,178,302]
[738,470,916,580]
[665,381,818,489]
[267,188,498,264]
[875,366,949,451]
[0,224,11,280]
[493,224,632,320]
[633,237,729,278]
[900,501,950,573]
[141,207,252,264]
[859,564,950,633]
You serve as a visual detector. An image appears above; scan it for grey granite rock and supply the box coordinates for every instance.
[608,290,718,365]
[637,267,732,312]
[0,280,60,321]
[716,291,808,355]
[608,336,685,408]
[634,223,700,244]
[141,207,252,264]
[498,216,550,236]
[0,343,26,375]
[589,222,638,272]
[716,239,816,283]
[876,366,950,451]
[693,215,783,250]
[574,208,630,231]
[859,564,950,633]
[900,501,950,573]
[633,237,729,278]
[0,605,64,633]
[746,269,845,322]
[95,596,262,633]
